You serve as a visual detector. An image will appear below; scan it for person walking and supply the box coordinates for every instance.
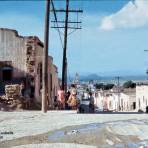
[88,92,95,113]
[67,89,77,110]
[65,90,71,110]
[57,86,65,110]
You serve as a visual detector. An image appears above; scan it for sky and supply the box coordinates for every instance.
[0,0,148,77]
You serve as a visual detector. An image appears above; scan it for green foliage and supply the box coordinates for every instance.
[123,80,136,88]
[94,83,104,89]
[95,83,114,90]
[104,84,115,90]
[86,88,90,92]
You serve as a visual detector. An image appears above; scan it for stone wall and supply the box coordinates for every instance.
[0,28,27,78]
[0,28,60,109]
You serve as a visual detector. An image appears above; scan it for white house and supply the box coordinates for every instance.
[94,90,130,111]
[136,84,148,111]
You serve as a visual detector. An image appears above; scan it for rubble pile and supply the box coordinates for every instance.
[5,84,20,99]
[0,84,26,111]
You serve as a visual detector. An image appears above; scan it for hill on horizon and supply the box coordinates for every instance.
[78,74,147,81]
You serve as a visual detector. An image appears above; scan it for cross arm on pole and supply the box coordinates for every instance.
[51,20,82,24]
[51,26,82,29]
[51,9,83,13]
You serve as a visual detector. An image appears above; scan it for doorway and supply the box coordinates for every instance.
[2,67,13,82]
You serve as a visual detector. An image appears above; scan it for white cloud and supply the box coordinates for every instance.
[99,0,148,30]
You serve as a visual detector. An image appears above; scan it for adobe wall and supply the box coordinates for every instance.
[0,28,27,78]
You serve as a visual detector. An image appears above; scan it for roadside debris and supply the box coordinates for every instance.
[66,129,80,135]
[0,84,28,111]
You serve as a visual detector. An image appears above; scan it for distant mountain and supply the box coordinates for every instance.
[80,74,101,81]
[67,73,147,83]
[79,74,147,82]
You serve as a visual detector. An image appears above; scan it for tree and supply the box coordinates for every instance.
[104,84,114,90]
[95,83,114,90]
[86,87,90,92]
[95,83,104,90]
[123,80,136,88]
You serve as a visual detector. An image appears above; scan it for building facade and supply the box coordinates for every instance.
[94,90,133,111]
[0,28,59,108]
[136,84,148,111]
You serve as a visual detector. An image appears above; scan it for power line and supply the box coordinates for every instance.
[51,0,64,49]
[51,0,83,94]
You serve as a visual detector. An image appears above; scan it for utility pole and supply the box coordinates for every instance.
[62,0,69,92]
[115,76,121,111]
[65,58,68,93]
[51,0,83,94]
[42,0,50,113]
[144,50,148,80]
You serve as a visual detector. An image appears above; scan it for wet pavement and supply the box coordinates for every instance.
[1,119,148,148]
[48,120,148,148]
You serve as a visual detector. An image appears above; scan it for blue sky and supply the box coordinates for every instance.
[0,0,148,77]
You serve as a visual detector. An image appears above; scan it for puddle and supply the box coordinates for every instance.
[48,131,65,141]
[48,120,148,147]
[127,143,138,148]
[77,123,100,133]
[48,119,148,141]
[48,123,102,141]
[48,120,141,141]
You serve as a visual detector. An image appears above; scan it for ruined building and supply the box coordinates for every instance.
[0,28,59,109]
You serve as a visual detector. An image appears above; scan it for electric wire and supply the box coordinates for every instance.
[51,0,64,49]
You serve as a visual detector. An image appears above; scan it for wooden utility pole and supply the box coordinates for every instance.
[42,0,50,113]
[144,50,148,79]
[51,0,83,94]
[115,76,121,111]
[65,58,68,93]
[62,0,69,92]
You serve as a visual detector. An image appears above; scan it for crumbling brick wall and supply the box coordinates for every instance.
[26,37,36,76]
[0,28,60,109]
